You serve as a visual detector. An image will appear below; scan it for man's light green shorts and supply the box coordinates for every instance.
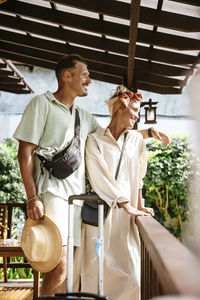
[41,191,82,246]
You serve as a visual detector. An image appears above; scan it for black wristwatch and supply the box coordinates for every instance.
[148,127,154,138]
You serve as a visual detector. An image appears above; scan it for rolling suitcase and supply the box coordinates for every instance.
[39,193,109,300]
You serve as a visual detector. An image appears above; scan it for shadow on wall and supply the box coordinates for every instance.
[183,69,200,257]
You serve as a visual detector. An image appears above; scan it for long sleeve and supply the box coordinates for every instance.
[85,135,129,208]
[138,137,148,189]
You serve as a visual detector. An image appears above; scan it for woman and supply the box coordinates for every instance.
[74,85,154,300]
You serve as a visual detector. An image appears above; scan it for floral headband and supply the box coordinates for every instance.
[107,90,142,116]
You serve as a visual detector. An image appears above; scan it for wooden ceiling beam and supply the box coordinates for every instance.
[134,60,191,77]
[169,0,200,6]
[0,63,7,68]
[1,42,128,83]
[137,83,182,95]
[50,0,130,19]
[0,87,31,94]
[0,39,186,77]
[0,18,196,66]
[1,42,62,64]
[0,41,129,68]
[0,50,56,70]
[49,0,200,32]
[137,72,186,88]
[89,71,123,85]
[139,6,200,33]
[0,51,186,93]
[1,43,185,89]
[128,0,141,89]
[137,28,200,51]
[0,69,14,76]
[87,61,126,78]
[0,38,192,78]
[0,30,191,76]
[0,51,123,86]
[0,83,25,89]
[0,1,129,39]
[1,2,200,50]
[0,77,21,84]
[0,14,128,55]
[136,45,195,65]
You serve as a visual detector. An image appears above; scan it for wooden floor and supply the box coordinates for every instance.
[0,279,40,300]
[0,287,33,300]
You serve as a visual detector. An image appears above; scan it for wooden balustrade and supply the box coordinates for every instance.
[136,216,200,300]
[0,202,28,270]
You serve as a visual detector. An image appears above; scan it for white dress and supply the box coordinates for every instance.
[74,127,147,300]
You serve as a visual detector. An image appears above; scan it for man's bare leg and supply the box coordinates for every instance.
[40,246,67,296]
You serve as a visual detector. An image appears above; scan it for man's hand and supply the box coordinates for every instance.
[152,129,170,149]
[118,202,151,216]
[27,198,44,220]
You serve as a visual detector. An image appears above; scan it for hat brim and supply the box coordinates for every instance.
[21,215,62,273]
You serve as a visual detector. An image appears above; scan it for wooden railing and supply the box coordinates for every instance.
[136,216,200,300]
[0,202,29,269]
[3,202,26,239]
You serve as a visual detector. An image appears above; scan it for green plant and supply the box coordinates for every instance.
[0,257,34,280]
[143,135,192,240]
[0,139,30,279]
[0,138,26,203]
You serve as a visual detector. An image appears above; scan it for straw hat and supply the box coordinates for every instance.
[21,215,62,273]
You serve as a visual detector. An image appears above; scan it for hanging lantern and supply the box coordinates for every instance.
[144,99,157,124]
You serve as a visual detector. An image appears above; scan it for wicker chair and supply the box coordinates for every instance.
[0,205,9,282]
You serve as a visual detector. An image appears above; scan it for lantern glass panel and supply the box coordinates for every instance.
[146,108,155,121]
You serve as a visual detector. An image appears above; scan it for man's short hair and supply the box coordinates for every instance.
[55,54,87,81]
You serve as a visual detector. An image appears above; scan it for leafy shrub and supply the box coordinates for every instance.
[143,136,192,240]
[0,139,30,278]
[0,138,26,203]
[0,257,34,280]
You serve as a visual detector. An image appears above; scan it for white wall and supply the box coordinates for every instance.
[182,69,200,257]
[0,65,195,144]
[0,65,193,117]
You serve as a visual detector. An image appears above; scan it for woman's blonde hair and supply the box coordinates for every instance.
[107,85,143,116]
[109,85,128,100]
[106,85,128,116]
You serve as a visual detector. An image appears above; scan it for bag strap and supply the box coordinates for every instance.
[74,109,80,138]
[115,132,127,180]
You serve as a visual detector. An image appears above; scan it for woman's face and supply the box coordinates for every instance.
[120,100,140,129]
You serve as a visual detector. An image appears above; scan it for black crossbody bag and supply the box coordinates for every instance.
[81,132,127,227]
[37,109,82,180]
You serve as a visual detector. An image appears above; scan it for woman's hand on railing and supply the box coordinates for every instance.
[118,202,152,216]
[139,206,154,216]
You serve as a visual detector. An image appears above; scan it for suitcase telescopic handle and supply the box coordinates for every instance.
[67,193,105,296]
[68,193,104,204]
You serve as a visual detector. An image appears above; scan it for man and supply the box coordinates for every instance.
[14,54,170,296]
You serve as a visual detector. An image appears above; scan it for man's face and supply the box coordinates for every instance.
[68,61,91,97]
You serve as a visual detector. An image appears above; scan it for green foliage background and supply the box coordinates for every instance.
[0,139,30,279]
[143,136,192,240]
[0,138,26,203]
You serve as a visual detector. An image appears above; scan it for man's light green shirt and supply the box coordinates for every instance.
[14,91,99,205]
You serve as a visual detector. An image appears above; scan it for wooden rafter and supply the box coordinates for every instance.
[1,3,199,50]
[0,19,198,66]
[0,58,34,94]
[0,0,199,95]
[49,0,200,32]
[128,0,141,90]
